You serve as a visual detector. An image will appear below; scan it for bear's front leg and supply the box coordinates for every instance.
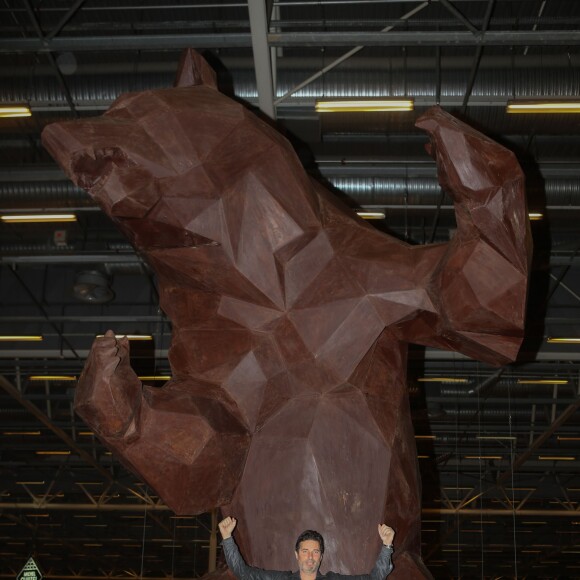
[75,330,251,514]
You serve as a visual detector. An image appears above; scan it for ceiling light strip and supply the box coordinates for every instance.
[315,99,414,113]
[507,100,580,114]
[356,211,386,219]
[29,375,77,381]
[95,334,153,340]
[0,335,43,341]
[417,377,468,383]
[0,106,32,118]
[1,214,77,223]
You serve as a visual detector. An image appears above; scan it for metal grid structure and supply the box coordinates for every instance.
[0,1,579,578]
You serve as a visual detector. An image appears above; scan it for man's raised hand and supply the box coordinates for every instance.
[219,516,237,539]
[378,524,395,547]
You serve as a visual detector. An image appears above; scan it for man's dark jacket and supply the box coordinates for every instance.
[222,536,394,580]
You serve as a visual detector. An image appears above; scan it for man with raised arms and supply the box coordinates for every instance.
[218,517,395,580]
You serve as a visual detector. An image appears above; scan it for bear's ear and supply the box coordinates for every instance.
[174,49,218,89]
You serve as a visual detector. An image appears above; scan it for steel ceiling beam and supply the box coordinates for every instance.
[1,502,577,517]
[3,348,580,361]
[0,375,114,483]
[269,30,580,47]
[247,0,276,119]
[423,508,580,516]
[461,0,495,113]
[498,397,580,484]
[0,502,172,511]
[45,0,86,41]
[273,1,429,105]
[438,0,479,35]
[23,0,79,117]
[0,576,184,580]
[448,397,580,514]
[3,30,580,53]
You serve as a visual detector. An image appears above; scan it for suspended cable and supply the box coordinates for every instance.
[507,374,518,578]
[454,360,461,578]
[476,363,484,580]
[140,486,148,580]
[171,517,177,579]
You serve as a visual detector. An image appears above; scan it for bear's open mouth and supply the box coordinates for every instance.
[71,146,132,191]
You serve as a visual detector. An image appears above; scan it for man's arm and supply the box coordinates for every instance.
[368,524,394,580]
[367,545,394,580]
[219,517,289,580]
[327,524,394,580]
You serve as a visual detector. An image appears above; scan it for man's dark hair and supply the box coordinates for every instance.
[295,530,324,554]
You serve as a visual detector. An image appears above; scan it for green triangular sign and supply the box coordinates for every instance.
[17,557,43,580]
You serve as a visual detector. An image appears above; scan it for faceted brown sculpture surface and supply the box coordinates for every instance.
[42,50,531,579]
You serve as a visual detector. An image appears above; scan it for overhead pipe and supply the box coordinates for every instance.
[2,59,580,104]
[3,173,580,209]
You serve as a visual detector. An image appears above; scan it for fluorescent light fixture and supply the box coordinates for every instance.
[528,212,543,220]
[517,379,568,384]
[138,375,171,381]
[29,375,77,381]
[465,455,502,460]
[36,450,71,455]
[0,106,31,118]
[476,435,517,440]
[507,99,580,114]
[418,377,468,383]
[557,436,580,441]
[16,481,45,485]
[0,335,43,341]
[538,455,575,461]
[96,334,153,340]
[415,435,436,439]
[315,98,414,113]
[3,431,41,436]
[547,337,580,344]
[1,213,77,223]
[356,211,386,220]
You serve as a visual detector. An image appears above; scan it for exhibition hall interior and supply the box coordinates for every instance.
[1,1,579,578]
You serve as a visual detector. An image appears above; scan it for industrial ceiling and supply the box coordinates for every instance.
[0,1,579,578]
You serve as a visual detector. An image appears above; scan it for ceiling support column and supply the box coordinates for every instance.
[247,0,276,119]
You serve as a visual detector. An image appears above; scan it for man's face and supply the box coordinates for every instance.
[295,539,322,575]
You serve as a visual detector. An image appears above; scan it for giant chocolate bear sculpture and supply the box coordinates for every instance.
[42,50,531,579]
